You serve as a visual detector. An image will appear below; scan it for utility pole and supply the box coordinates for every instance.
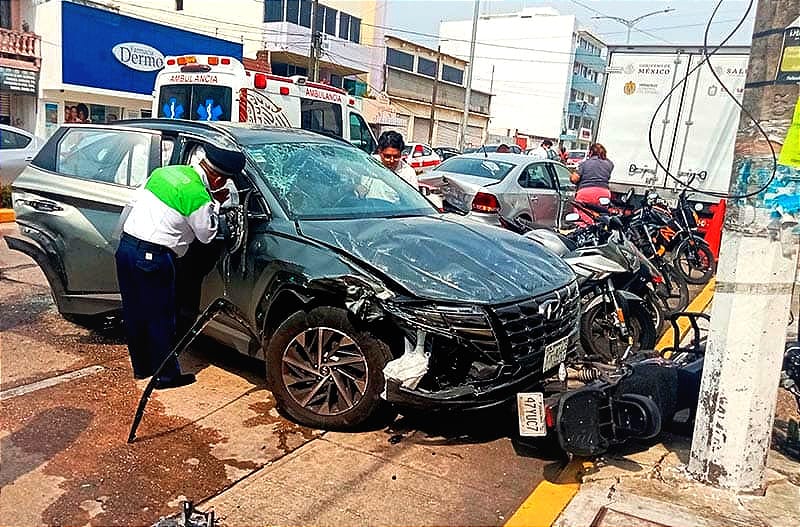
[308,0,321,81]
[428,46,441,146]
[458,0,480,151]
[688,0,800,492]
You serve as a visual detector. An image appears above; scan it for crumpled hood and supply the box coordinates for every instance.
[297,214,574,304]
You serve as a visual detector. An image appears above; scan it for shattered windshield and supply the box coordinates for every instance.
[245,142,436,220]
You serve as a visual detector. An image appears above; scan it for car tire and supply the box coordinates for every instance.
[266,306,394,430]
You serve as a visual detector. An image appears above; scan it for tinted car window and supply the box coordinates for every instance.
[519,163,554,189]
[245,142,434,220]
[349,112,375,154]
[0,129,31,149]
[301,98,343,138]
[436,157,515,181]
[56,129,153,186]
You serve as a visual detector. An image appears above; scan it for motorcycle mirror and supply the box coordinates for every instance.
[694,203,703,212]
[598,197,611,206]
[624,188,634,203]
[565,212,580,222]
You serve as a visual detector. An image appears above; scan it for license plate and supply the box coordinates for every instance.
[543,335,569,373]
[517,392,546,437]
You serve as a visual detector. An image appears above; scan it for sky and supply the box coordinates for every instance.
[385,0,756,48]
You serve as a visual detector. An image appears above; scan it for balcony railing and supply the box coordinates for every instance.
[0,28,41,64]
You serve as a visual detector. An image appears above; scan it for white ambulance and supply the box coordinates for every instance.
[152,54,377,154]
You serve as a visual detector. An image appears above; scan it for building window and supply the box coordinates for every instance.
[417,57,437,78]
[175,0,184,11]
[265,0,283,22]
[271,62,308,77]
[349,17,361,43]
[286,0,300,24]
[0,0,11,29]
[300,0,312,27]
[329,74,343,88]
[315,5,325,32]
[582,118,594,130]
[387,48,414,71]
[442,64,464,85]
[339,12,350,40]
[324,7,337,36]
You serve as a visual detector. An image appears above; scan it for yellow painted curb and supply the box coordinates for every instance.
[504,458,593,527]
[0,209,15,223]
[656,277,716,352]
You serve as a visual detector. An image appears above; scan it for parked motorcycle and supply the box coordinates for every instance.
[620,187,715,286]
[573,197,690,318]
[525,213,657,364]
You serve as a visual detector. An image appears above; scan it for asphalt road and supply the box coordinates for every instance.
[0,223,558,526]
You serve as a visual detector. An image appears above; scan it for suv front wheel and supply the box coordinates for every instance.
[266,306,393,430]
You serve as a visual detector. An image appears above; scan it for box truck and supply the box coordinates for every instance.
[596,45,750,207]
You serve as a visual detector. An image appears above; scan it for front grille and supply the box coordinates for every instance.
[491,281,580,369]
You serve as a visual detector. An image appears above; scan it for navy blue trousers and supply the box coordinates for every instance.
[115,233,182,381]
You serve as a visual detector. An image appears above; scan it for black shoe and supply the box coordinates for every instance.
[153,373,196,390]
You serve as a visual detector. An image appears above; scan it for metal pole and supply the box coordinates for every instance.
[428,45,441,146]
[458,0,480,151]
[308,0,321,81]
[688,0,800,492]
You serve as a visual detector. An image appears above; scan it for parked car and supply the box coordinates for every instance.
[0,124,43,185]
[565,149,587,169]
[401,142,441,174]
[464,144,523,155]
[433,146,461,161]
[434,153,577,231]
[8,120,578,430]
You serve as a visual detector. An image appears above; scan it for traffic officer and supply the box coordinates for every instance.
[115,143,246,389]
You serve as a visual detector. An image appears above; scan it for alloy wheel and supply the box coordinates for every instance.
[281,327,369,416]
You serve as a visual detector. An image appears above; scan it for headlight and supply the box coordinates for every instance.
[384,303,493,338]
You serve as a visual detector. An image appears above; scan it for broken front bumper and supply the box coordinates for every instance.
[383,281,581,411]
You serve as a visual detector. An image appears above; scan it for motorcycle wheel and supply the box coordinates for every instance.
[642,291,667,335]
[674,238,716,285]
[655,263,690,314]
[580,299,657,364]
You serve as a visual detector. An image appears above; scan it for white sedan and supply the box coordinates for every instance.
[1,125,43,185]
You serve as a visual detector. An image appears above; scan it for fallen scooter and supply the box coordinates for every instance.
[541,312,800,457]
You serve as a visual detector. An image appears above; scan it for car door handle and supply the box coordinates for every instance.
[530,196,538,202]
[24,199,64,212]
[25,156,34,161]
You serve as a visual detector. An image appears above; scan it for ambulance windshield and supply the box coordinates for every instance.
[157,85,233,121]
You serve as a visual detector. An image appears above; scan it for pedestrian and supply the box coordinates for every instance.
[374,131,418,188]
[115,143,246,389]
[559,145,569,163]
[529,139,557,160]
[570,142,613,223]
[496,143,511,153]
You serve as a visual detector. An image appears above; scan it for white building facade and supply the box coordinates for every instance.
[440,7,606,147]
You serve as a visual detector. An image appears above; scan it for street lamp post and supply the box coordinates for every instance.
[592,8,675,44]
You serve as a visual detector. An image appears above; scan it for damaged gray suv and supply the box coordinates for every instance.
[8,120,578,429]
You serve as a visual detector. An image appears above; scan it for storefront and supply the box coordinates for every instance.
[36,2,242,138]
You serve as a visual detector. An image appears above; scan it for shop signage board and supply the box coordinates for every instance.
[0,67,38,94]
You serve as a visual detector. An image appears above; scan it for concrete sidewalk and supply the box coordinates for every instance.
[555,428,800,527]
